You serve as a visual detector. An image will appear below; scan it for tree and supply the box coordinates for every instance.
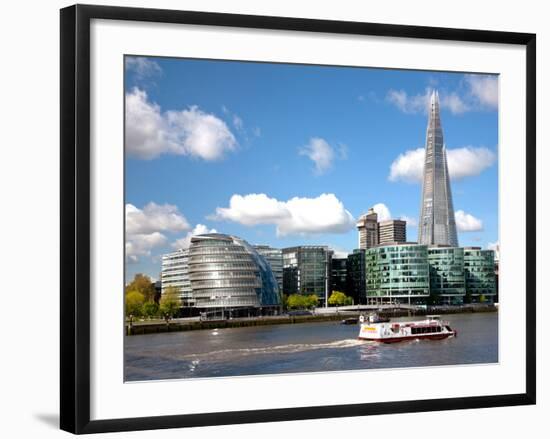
[159,286,181,321]
[328,291,347,307]
[287,294,306,310]
[125,273,156,303]
[306,294,319,309]
[125,291,145,317]
[142,301,159,319]
[479,294,487,303]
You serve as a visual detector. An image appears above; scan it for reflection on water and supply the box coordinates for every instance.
[124,312,498,381]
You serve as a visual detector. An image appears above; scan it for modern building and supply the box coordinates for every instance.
[365,243,430,305]
[346,249,367,304]
[378,219,407,245]
[331,257,348,295]
[253,245,283,292]
[463,247,497,302]
[282,246,332,306]
[428,246,466,305]
[188,234,281,313]
[418,90,459,247]
[161,249,192,306]
[356,208,379,249]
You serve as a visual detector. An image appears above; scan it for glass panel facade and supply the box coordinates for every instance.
[418,91,459,247]
[428,246,465,304]
[463,247,497,301]
[366,244,430,304]
[282,246,331,306]
[184,234,281,309]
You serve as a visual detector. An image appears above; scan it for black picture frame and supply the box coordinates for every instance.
[60,4,536,434]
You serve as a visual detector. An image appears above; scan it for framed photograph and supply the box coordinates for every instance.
[60,4,536,434]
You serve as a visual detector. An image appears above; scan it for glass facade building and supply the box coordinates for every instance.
[366,243,430,304]
[428,246,466,305]
[346,249,367,304]
[253,245,283,293]
[331,257,348,294]
[161,249,192,306]
[463,247,497,302]
[282,246,331,306]
[418,90,459,247]
[188,234,281,310]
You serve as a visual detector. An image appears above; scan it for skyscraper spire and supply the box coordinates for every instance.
[418,90,459,247]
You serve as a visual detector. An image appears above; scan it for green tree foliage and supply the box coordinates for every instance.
[125,290,145,317]
[479,294,487,303]
[328,291,347,306]
[142,301,159,319]
[307,294,319,308]
[159,286,181,320]
[286,294,319,309]
[125,273,156,303]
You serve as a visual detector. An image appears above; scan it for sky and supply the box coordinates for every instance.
[124,56,499,282]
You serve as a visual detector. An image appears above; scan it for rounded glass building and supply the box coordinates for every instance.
[188,234,281,313]
[365,243,430,305]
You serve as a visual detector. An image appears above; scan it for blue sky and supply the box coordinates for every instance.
[124,56,499,281]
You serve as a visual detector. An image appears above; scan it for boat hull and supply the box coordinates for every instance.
[358,332,455,343]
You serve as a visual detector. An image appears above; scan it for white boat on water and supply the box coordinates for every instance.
[358,315,457,343]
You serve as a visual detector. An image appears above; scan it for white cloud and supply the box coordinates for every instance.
[212,193,355,236]
[126,87,237,160]
[125,202,190,262]
[386,89,431,114]
[387,88,471,114]
[455,210,483,232]
[465,75,498,109]
[389,146,496,183]
[126,232,167,263]
[440,92,470,114]
[126,202,190,235]
[125,57,162,79]
[172,224,217,250]
[386,81,499,115]
[372,203,392,221]
[299,137,337,175]
[233,115,243,130]
[399,215,418,227]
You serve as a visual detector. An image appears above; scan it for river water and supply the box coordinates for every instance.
[124,312,498,381]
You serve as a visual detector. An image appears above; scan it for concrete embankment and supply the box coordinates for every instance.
[126,304,497,336]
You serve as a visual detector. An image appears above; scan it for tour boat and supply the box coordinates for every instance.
[358,315,457,343]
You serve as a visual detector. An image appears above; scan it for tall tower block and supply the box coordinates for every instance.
[418,90,459,247]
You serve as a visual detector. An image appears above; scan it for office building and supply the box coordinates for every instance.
[188,234,281,312]
[418,90,459,247]
[331,257,348,294]
[161,249,192,306]
[356,208,379,249]
[463,247,497,302]
[253,245,283,292]
[378,219,407,245]
[428,246,465,305]
[346,249,367,304]
[366,243,430,305]
[282,246,332,306]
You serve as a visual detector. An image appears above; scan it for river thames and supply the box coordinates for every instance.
[124,312,498,381]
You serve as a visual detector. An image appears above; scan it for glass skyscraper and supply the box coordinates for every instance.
[418,90,459,247]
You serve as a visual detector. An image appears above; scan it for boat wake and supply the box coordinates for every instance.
[179,339,366,361]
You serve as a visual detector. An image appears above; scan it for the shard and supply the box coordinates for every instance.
[418,90,459,247]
